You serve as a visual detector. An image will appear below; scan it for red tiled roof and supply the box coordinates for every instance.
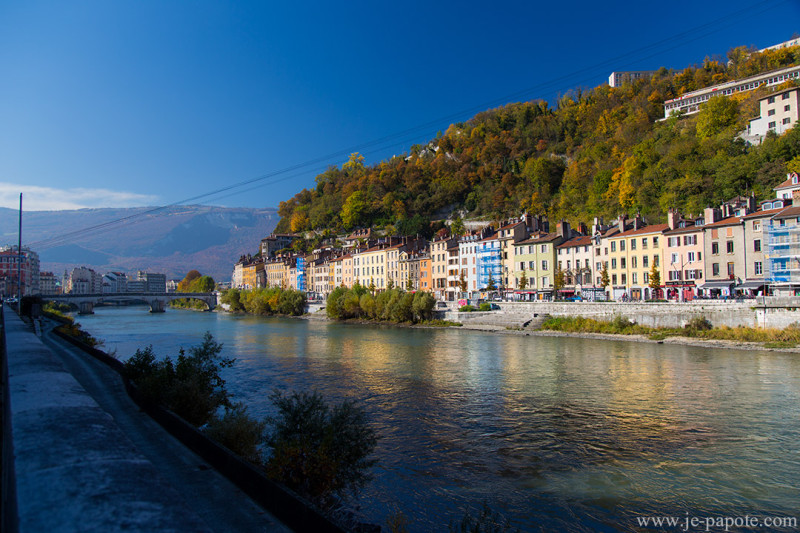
[703,216,741,228]
[557,235,592,248]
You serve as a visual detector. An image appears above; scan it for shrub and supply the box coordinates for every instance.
[479,303,491,312]
[460,305,476,312]
[265,390,378,510]
[124,332,234,426]
[412,292,435,321]
[685,316,713,332]
[204,403,266,464]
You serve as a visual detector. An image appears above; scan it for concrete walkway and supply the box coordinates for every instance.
[4,308,290,532]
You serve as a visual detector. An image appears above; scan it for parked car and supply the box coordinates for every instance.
[565,296,583,302]
[490,303,501,310]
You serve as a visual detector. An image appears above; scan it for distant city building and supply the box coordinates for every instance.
[68,267,102,294]
[747,87,799,141]
[135,271,167,293]
[39,271,58,294]
[166,279,180,293]
[663,64,800,119]
[608,70,657,88]
[0,246,40,297]
[103,272,128,293]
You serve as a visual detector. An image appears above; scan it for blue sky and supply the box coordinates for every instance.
[0,0,797,211]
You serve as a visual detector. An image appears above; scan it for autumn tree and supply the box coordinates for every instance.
[519,270,528,290]
[553,268,566,299]
[649,263,662,299]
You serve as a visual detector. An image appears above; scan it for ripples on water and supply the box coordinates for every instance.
[78,307,800,532]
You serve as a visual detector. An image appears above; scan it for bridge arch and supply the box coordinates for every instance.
[40,292,217,314]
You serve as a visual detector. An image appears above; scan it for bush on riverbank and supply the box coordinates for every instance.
[265,389,378,511]
[220,287,306,316]
[123,332,235,425]
[326,284,435,323]
[541,315,800,346]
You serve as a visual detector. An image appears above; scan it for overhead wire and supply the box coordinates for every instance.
[28,0,789,251]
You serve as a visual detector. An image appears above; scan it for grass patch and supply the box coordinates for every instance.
[540,315,800,347]
[422,320,463,327]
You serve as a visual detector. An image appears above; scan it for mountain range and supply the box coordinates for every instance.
[0,205,278,282]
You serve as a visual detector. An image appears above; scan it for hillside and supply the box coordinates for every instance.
[275,44,800,234]
[0,205,278,281]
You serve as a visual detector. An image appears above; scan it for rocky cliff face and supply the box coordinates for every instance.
[0,205,277,281]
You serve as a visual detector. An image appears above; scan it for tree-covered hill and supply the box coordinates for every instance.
[276,44,800,234]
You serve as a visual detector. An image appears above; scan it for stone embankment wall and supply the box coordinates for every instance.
[441,300,800,329]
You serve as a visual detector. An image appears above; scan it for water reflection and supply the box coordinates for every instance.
[77,307,800,532]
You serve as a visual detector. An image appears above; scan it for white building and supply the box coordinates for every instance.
[458,232,482,294]
[608,70,657,88]
[748,88,799,140]
[663,64,800,119]
[68,267,102,294]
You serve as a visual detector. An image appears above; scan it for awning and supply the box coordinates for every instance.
[698,281,734,289]
[736,281,766,289]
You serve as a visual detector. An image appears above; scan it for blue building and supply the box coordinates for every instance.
[476,237,502,290]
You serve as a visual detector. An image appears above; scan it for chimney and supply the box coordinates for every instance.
[542,216,550,233]
[618,213,627,231]
[704,207,720,224]
[578,222,588,235]
[667,208,680,230]
[633,213,643,230]
[556,220,571,238]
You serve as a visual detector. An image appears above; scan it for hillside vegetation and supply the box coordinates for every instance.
[276,45,800,234]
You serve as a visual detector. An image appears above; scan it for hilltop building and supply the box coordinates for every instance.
[747,87,799,141]
[608,70,657,88]
[662,64,800,119]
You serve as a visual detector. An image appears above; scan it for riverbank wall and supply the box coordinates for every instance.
[439,300,800,329]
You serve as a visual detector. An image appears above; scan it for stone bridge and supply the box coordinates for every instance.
[40,292,217,314]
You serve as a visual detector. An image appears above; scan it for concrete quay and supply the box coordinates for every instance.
[439,299,800,329]
[1,307,291,533]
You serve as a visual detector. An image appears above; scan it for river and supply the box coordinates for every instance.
[74,306,800,532]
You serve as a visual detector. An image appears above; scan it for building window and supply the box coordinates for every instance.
[654,255,660,267]
[632,256,638,268]
[541,276,549,286]
[671,253,679,264]
[632,272,638,284]
[782,93,790,100]
[631,240,637,250]
[769,121,776,129]
[621,258,626,268]
[644,272,649,283]
[768,96,776,104]
[620,240,626,251]
[687,251,696,262]
[784,118,791,125]
[753,221,761,231]
[712,242,719,255]
[653,237,659,247]
[612,274,617,285]
[785,105,791,112]
[596,261,602,271]
[621,274,627,285]
[755,262,763,275]
[727,263,735,277]
[768,109,776,116]
[712,263,720,276]
[541,260,548,271]
[668,270,681,281]
[642,238,648,249]
[529,261,535,269]
[754,240,761,252]
[643,256,649,268]
[611,242,616,252]
[726,241,734,254]
[611,258,617,269]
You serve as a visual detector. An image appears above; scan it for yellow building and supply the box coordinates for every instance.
[604,219,667,300]
[354,245,389,291]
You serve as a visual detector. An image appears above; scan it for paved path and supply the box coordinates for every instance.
[6,308,290,532]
